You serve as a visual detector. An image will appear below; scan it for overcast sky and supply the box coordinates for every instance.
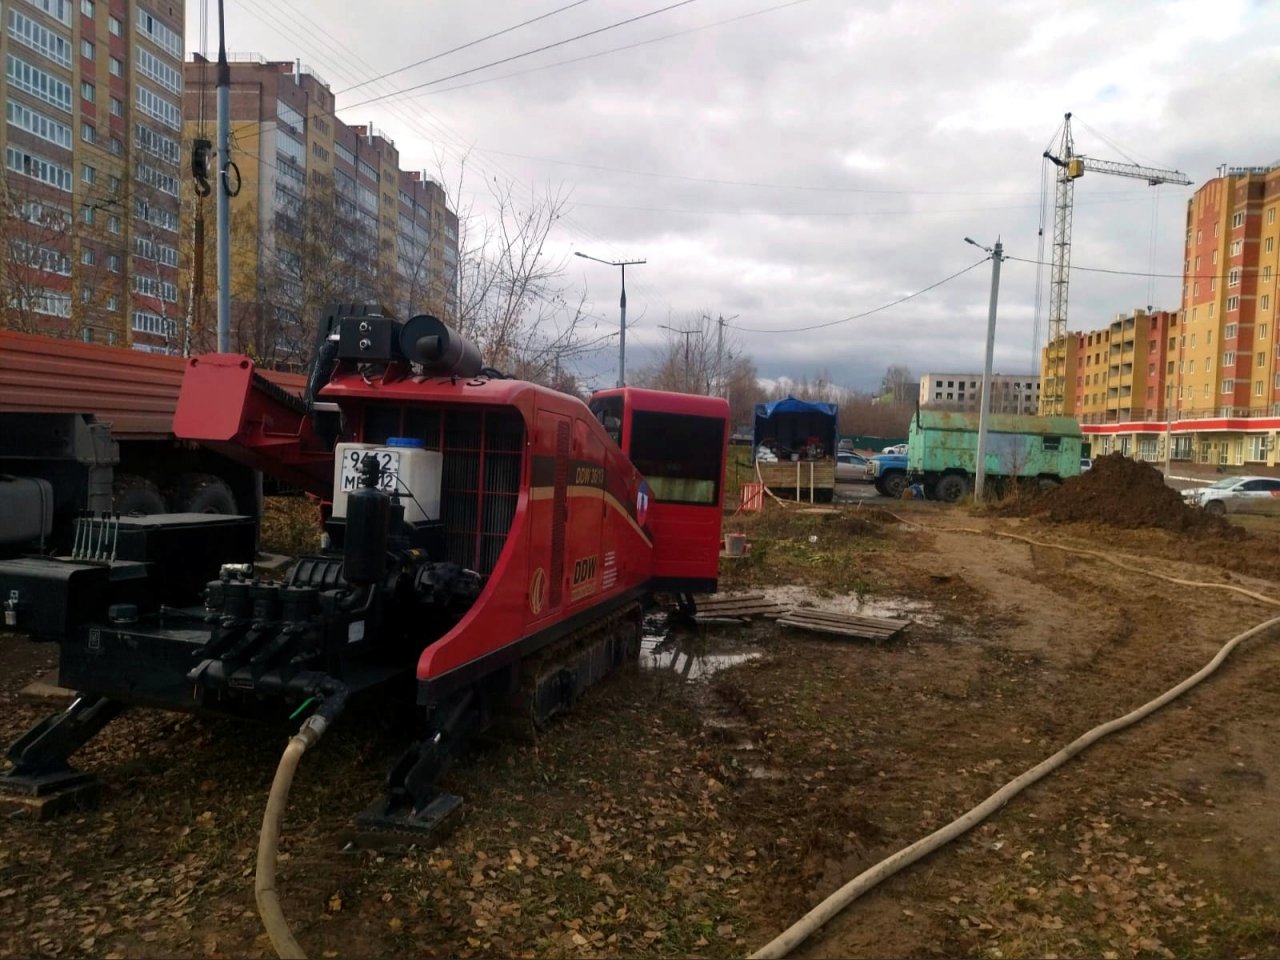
[196,0,1280,391]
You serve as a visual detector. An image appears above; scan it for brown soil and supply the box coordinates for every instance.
[2,497,1280,959]
[1000,453,1243,538]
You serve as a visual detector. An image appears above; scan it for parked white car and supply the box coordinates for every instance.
[1182,475,1280,515]
[881,443,908,455]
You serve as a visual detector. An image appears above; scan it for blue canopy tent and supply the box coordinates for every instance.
[752,396,839,462]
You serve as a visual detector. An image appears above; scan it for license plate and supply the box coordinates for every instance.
[340,449,400,493]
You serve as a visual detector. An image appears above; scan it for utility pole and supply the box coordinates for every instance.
[714,313,738,398]
[659,324,696,391]
[575,252,645,387]
[966,237,1003,501]
[215,0,231,353]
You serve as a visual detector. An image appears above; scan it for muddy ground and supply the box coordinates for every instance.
[2,480,1280,959]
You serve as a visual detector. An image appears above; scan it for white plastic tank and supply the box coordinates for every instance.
[332,438,442,523]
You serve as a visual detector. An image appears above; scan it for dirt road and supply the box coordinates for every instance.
[2,491,1279,958]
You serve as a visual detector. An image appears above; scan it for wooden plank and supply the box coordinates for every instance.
[698,601,788,613]
[778,616,911,632]
[779,612,908,630]
[700,593,766,605]
[782,615,903,635]
[777,618,906,641]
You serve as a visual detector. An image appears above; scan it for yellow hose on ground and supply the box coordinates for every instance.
[256,712,337,960]
[750,523,1280,959]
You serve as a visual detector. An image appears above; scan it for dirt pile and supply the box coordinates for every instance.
[1006,453,1244,538]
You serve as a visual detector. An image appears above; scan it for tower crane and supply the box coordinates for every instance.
[1040,112,1192,415]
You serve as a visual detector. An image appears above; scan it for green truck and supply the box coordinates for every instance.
[906,410,1083,502]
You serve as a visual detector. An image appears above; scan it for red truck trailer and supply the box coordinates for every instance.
[0,330,306,552]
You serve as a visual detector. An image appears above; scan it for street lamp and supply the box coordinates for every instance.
[576,251,645,387]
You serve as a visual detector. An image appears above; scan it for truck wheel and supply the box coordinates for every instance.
[873,480,887,497]
[172,473,238,514]
[935,474,969,503]
[882,471,907,499]
[113,474,167,515]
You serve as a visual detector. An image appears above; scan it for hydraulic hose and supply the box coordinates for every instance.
[256,691,347,960]
[750,525,1280,959]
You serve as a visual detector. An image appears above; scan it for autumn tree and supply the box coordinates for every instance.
[441,160,610,386]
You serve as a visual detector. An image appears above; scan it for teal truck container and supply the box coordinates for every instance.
[907,410,1082,502]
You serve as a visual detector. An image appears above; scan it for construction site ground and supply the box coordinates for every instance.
[3,458,1280,959]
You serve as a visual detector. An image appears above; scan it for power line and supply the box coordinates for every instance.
[569,194,1164,217]
[382,0,817,102]
[334,0,597,95]
[481,148,1163,198]
[1005,254,1249,282]
[231,0,674,307]
[732,258,990,334]
[343,0,702,110]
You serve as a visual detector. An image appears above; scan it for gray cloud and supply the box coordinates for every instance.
[202,0,1280,391]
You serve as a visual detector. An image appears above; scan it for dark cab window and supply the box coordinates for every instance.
[629,411,723,505]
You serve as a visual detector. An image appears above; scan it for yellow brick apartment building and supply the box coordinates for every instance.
[1042,164,1280,470]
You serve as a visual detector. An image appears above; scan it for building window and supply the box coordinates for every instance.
[107,254,120,272]
[109,56,123,77]
[7,54,74,112]
[6,100,73,150]
[1258,352,1266,367]
[81,0,94,15]
[1227,296,1239,312]
[81,205,93,224]
[1221,379,1234,393]
[110,97,123,117]
[1260,323,1269,339]
[1225,323,1238,339]
[108,14,121,34]
[1270,208,1277,225]
[1256,381,1265,398]
[1232,212,1245,229]
[1267,237,1275,254]
[136,47,180,93]
[1223,351,1236,367]
[1230,240,1242,256]
[81,163,96,184]
[81,81,95,102]
[6,146,73,191]
[108,214,120,234]
[9,8,74,65]
[136,9,183,58]
[81,39,94,59]
[1263,296,1272,313]
[108,174,120,192]
[81,248,95,265]
[1228,268,1240,287]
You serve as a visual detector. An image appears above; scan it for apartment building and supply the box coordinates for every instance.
[1057,165,1280,469]
[182,57,458,369]
[1,0,185,351]
[919,373,1040,415]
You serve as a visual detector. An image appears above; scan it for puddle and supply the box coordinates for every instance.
[756,585,943,627]
[639,638,760,679]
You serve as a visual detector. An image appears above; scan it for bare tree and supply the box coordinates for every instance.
[440,158,609,385]
[881,364,914,403]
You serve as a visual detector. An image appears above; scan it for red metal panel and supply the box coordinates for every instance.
[0,331,306,439]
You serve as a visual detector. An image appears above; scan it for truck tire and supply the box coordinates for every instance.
[935,473,969,503]
[172,473,238,514]
[113,474,167,515]
[881,471,907,499]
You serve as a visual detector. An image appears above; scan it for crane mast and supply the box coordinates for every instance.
[1040,112,1192,415]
